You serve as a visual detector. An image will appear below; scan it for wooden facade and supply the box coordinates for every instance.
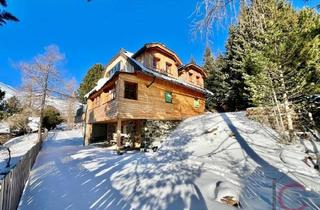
[84,43,209,146]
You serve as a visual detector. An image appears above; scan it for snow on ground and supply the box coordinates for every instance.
[0,133,39,175]
[19,113,320,210]
[0,81,17,100]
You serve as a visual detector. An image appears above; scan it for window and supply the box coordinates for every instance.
[153,57,159,69]
[196,76,201,85]
[165,62,172,74]
[124,82,138,100]
[194,98,200,108]
[189,72,194,83]
[109,62,121,77]
[97,96,100,106]
[109,88,116,101]
[165,91,173,103]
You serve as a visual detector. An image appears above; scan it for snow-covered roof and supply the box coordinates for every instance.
[84,78,109,98]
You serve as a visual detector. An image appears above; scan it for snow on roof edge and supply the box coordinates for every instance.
[85,50,213,99]
[124,52,213,95]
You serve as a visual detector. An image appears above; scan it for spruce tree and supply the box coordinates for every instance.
[204,48,229,111]
[77,64,105,103]
[241,1,320,140]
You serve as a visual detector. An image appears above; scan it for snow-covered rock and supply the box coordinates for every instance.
[27,117,40,132]
[0,122,10,134]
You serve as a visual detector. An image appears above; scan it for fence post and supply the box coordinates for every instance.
[272,178,276,210]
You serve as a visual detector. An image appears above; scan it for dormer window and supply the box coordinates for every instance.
[165,62,172,74]
[196,76,200,85]
[153,57,160,69]
[188,72,193,83]
[109,62,121,78]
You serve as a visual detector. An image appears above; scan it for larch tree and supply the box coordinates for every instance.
[19,45,65,142]
[64,78,78,129]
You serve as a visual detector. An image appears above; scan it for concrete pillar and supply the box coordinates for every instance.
[84,123,93,145]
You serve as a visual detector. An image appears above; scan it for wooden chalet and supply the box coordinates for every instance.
[84,43,211,148]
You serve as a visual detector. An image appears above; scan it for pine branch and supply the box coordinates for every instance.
[0,10,19,26]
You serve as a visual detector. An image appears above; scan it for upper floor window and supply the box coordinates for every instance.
[188,72,193,83]
[124,82,138,100]
[109,62,121,78]
[165,62,172,74]
[153,57,160,69]
[196,76,201,85]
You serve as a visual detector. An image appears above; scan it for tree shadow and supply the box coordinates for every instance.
[220,112,320,209]
[18,128,208,210]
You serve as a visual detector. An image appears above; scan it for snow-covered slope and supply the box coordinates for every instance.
[0,81,81,116]
[18,113,320,210]
[159,112,320,209]
[0,82,18,100]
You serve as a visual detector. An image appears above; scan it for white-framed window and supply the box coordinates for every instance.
[109,62,121,77]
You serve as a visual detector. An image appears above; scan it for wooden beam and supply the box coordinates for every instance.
[84,123,92,145]
[116,119,122,149]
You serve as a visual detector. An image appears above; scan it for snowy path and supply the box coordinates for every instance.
[18,112,320,210]
[18,130,140,210]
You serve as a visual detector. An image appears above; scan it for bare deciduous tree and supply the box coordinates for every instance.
[193,0,319,40]
[19,45,65,142]
[64,78,78,129]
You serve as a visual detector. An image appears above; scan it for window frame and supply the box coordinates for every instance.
[124,81,138,100]
[153,56,160,69]
[194,98,200,108]
[165,62,172,74]
[164,91,173,104]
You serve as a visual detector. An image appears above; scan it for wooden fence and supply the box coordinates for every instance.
[0,134,44,210]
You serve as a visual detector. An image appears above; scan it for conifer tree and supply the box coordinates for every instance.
[77,64,104,103]
[204,48,229,111]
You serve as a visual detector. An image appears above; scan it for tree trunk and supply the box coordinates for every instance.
[37,71,49,143]
[280,72,294,141]
[272,88,285,134]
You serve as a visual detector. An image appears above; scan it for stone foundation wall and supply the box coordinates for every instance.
[141,120,180,148]
[124,121,138,144]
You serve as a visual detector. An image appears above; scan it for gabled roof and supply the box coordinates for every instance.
[132,43,183,66]
[179,63,208,78]
[84,45,213,99]
[124,52,213,96]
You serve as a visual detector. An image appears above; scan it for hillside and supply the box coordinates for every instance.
[0,82,17,100]
[18,112,320,210]
[0,82,81,116]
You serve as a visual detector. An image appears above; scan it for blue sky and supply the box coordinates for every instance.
[0,0,316,88]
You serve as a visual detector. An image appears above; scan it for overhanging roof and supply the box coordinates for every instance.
[132,43,183,66]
